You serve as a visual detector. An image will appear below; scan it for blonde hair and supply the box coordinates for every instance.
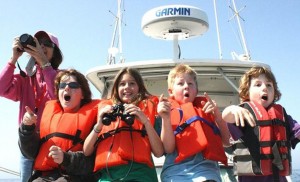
[239,66,281,103]
[167,64,198,90]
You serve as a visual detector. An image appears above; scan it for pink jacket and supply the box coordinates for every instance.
[0,62,58,128]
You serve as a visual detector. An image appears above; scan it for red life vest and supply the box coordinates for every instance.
[34,100,99,171]
[170,97,227,165]
[93,96,158,172]
[232,101,291,176]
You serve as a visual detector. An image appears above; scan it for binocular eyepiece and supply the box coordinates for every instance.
[18,34,36,52]
[102,104,135,126]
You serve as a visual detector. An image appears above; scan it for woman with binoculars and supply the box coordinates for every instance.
[0,30,63,182]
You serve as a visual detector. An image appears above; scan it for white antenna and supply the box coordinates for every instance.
[117,0,124,63]
[229,0,250,60]
[107,0,125,64]
[213,0,223,59]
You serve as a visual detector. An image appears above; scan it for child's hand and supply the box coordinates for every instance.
[124,103,148,124]
[22,106,37,125]
[48,145,64,164]
[157,94,171,119]
[228,105,256,127]
[201,92,219,114]
[98,105,113,125]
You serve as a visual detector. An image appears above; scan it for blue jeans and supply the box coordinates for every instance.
[20,152,34,182]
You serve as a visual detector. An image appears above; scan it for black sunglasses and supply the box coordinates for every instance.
[39,39,55,48]
[59,82,81,89]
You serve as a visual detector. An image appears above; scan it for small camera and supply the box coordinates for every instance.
[102,104,135,126]
[18,34,36,52]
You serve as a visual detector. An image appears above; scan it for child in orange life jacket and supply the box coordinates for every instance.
[222,66,300,182]
[157,64,231,182]
[83,67,164,182]
[19,69,100,182]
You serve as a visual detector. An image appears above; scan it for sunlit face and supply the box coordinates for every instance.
[249,74,275,108]
[168,73,198,104]
[118,73,139,103]
[38,37,54,61]
[58,75,83,113]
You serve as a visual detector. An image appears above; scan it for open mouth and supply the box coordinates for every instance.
[184,93,189,97]
[262,95,268,101]
[64,95,71,101]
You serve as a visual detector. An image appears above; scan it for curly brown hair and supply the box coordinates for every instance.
[239,66,281,103]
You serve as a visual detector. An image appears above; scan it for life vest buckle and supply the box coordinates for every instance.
[174,123,188,135]
[140,129,147,137]
[72,130,82,145]
[272,118,284,126]
[276,140,287,147]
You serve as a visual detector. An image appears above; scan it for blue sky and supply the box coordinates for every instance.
[0,0,299,179]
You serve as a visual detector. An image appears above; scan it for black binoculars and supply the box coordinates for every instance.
[18,34,36,52]
[102,104,135,126]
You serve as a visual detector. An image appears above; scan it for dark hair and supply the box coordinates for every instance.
[54,69,92,106]
[239,66,281,103]
[50,45,63,69]
[110,67,151,104]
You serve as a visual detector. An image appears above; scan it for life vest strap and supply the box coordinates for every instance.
[260,140,290,148]
[234,140,289,149]
[233,154,272,162]
[256,119,286,127]
[174,115,220,135]
[233,153,289,162]
[96,126,147,144]
[40,130,82,145]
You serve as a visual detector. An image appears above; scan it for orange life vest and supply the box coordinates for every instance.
[34,100,100,171]
[94,96,158,172]
[170,97,227,165]
[232,101,291,176]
